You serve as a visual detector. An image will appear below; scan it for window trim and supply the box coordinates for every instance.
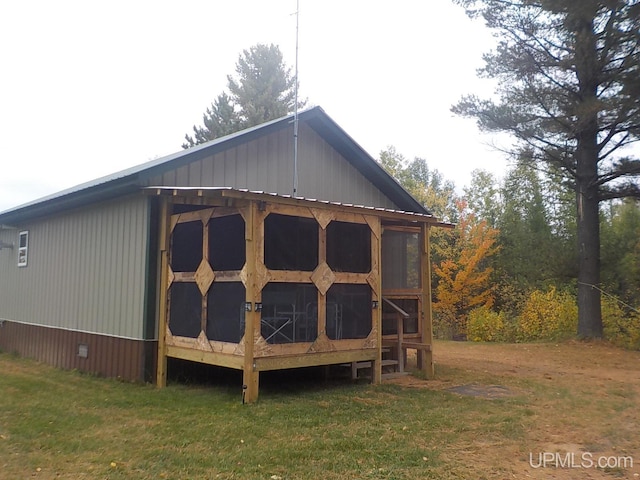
[18,230,28,267]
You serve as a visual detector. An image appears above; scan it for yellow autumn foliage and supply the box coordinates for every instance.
[433,200,500,337]
[467,306,508,342]
[602,296,640,350]
[516,287,577,341]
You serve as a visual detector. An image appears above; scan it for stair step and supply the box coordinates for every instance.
[382,371,410,379]
[349,361,372,369]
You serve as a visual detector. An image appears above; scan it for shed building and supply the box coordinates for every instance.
[0,107,450,402]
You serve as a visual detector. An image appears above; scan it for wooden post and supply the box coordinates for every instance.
[371,218,382,384]
[420,224,435,378]
[242,201,259,403]
[156,197,170,387]
[396,312,404,373]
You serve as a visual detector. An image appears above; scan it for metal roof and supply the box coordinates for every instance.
[0,106,430,224]
[146,186,452,227]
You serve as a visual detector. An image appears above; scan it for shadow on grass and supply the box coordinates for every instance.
[167,358,369,401]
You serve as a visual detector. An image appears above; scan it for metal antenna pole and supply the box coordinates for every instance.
[292,0,300,196]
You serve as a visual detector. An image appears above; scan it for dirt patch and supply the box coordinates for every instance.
[446,383,515,399]
[386,340,640,479]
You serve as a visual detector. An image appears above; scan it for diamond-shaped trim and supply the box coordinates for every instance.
[167,266,175,289]
[366,272,378,293]
[255,262,271,291]
[307,333,336,353]
[311,208,335,230]
[364,215,380,239]
[311,262,336,295]
[239,263,270,290]
[194,260,215,295]
[197,330,214,351]
[239,265,248,287]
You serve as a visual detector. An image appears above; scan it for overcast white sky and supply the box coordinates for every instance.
[0,0,509,213]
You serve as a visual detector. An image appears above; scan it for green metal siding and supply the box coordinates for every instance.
[144,124,397,210]
[0,195,149,340]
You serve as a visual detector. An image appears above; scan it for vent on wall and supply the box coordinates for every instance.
[77,344,89,359]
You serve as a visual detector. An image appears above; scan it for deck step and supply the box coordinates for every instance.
[345,359,398,369]
[381,371,410,380]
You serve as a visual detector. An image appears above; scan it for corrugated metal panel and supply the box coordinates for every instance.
[143,123,398,210]
[0,195,149,339]
[296,123,395,208]
[0,320,153,381]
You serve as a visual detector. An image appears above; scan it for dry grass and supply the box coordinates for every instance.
[1,340,639,479]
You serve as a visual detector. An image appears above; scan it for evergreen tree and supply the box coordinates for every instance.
[378,147,458,222]
[463,169,501,228]
[601,199,640,305]
[228,44,298,127]
[182,93,240,148]
[496,161,557,292]
[452,0,640,338]
[183,44,300,148]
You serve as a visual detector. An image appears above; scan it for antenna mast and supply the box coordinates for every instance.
[292,0,300,196]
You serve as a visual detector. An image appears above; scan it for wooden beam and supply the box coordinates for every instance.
[242,201,260,403]
[156,197,170,387]
[254,349,377,371]
[371,218,382,384]
[217,189,451,226]
[420,224,435,378]
[147,187,455,228]
[166,345,244,370]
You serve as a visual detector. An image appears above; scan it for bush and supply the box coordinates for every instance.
[516,287,577,341]
[467,306,510,342]
[602,296,640,350]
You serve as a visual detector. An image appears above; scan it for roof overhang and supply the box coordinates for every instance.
[145,187,454,229]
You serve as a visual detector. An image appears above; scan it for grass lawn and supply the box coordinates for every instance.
[1,340,639,479]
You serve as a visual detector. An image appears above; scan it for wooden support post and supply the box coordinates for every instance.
[156,197,170,388]
[396,312,404,373]
[371,218,382,384]
[242,201,260,403]
[420,224,435,378]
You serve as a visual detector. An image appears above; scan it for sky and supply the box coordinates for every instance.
[0,0,509,213]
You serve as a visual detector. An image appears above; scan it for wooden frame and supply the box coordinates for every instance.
[151,188,449,401]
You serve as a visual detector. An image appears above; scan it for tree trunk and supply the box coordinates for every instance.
[574,6,603,338]
[576,178,602,338]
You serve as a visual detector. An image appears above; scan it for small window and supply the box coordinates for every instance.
[18,231,28,267]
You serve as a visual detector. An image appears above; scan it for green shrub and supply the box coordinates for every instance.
[602,296,640,350]
[516,287,577,341]
[467,306,509,342]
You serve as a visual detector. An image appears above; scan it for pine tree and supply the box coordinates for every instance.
[182,93,240,148]
[183,44,301,148]
[228,44,298,127]
[452,0,640,338]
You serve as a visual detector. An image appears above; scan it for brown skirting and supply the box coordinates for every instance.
[0,320,157,382]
